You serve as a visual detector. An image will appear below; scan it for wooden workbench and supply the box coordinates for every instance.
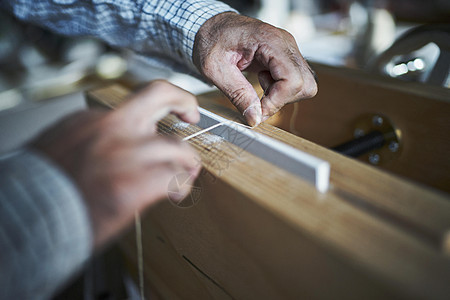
[87,71,450,299]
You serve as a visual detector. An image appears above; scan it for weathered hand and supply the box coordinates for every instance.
[193,12,317,127]
[32,81,201,249]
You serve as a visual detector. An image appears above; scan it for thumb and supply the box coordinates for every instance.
[207,64,262,127]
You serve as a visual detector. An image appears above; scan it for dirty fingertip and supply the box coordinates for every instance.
[243,104,262,127]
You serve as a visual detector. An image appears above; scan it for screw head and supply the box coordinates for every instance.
[354,128,365,138]
[372,115,384,127]
[388,141,399,152]
[369,153,380,165]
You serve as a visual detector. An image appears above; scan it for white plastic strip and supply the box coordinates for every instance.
[182,122,226,141]
[195,107,330,193]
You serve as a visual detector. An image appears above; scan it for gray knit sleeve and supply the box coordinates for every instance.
[0,148,93,299]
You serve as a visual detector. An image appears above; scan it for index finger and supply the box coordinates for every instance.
[203,56,263,127]
[110,80,200,136]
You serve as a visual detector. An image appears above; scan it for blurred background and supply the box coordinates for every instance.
[0,0,449,152]
[1,2,449,298]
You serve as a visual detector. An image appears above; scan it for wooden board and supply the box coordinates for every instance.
[87,84,450,300]
[194,107,330,192]
[261,63,450,192]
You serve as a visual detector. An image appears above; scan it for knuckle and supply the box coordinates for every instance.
[259,23,277,34]
[291,78,305,94]
[291,77,318,101]
[148,79,173,93]
[300,71,318,99]
[281,28,296,42]
[202,57,216,78]
[262,25,291,42]
[306,81,318,98]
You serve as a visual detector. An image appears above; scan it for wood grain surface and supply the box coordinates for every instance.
[263,63,450,192]
[86,81,450,300]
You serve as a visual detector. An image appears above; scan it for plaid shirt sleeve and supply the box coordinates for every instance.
[0,149,92,299]
[2,0,237,75]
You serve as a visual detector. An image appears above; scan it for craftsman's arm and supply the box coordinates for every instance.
[0,0,236,75]
[2,0,317,126]
[193,12,318,126]
[0,149,92,299]
[0,81,201,299]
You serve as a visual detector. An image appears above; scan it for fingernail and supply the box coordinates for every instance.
[243,105,262,127]
[261,115,269,122]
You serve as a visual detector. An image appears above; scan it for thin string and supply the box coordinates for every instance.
[131,111,254,300]
[182,122,226,141]
[289,102,300,136]
[182,120,253,141]
[135,211,144,300]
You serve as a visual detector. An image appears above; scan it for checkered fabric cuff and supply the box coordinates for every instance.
[141,0,237,74]
[2,0,237,77]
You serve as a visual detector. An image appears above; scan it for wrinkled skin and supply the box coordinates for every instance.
[29,12,317,250]
[193,12,318,127]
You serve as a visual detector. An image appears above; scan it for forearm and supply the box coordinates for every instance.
[0,149,92,299]
[1,0,236,75]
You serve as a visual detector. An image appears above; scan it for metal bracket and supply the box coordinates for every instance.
[352,113,401,165]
